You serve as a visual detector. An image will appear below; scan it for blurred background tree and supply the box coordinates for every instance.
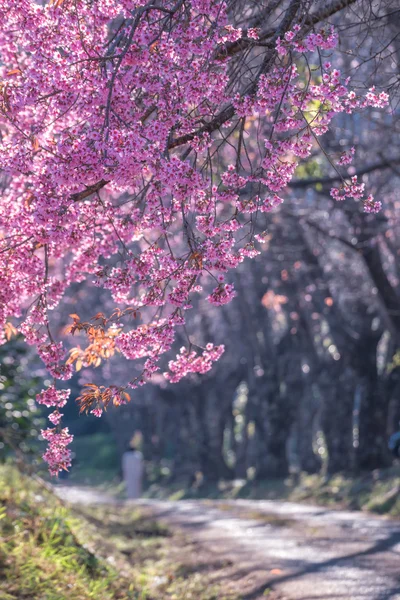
[2,0,400,490]
[0,336,44,468]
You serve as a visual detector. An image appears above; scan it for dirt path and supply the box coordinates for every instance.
[56,486,400,600]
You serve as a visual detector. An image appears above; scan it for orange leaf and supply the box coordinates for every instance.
[69,313,80,320]
[92,312,105,320]
[150,41,159,54]
[4,322,18,341]
[31,136,40,152]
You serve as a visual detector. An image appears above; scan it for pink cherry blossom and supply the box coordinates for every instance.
[0,1,388,473]
[36,386,70,408]
[41,427,74,476]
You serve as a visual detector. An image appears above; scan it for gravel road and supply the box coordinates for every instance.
[56,486,400,600]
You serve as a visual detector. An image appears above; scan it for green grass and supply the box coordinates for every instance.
[145,467,400,518]
[0,465,136,600]
[288,468,400,516]
[75,502,238,600]
[0,465,241,600]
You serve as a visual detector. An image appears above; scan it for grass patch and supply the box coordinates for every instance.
[146,466,400,518]
[0,465,135,599]
[0,465,241,600]
[290,468,400,516]
[75,502,239,600]
[240,511,295,527]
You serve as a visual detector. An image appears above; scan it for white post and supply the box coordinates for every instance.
[122,449,144,499]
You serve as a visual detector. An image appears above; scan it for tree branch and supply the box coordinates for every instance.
[289,157,400,188]
[71,179,109,202]
[215,0,359,61]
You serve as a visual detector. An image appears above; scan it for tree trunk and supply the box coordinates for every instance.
[387,370,400,436]
[296,385,322,474]
[253,376,291,479]
[353,332,391,471]
[356,379,391,470]
[320,369,355,474]
[194,385,233,481]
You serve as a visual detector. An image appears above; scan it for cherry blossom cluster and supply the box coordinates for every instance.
[36,386,70,409]
[330,176,381,213]
[207,283,236,306]
[41,427,74,477]
[363,195,382,214]
[36,386,72,472]
[165,344,225,383]
[338,147,355,166]
[0,1,388,472]
[276,25,337,56]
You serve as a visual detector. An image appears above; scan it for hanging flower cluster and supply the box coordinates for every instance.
[36,386,72,473]
[0,1,388,473]
[41,426,74,476]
